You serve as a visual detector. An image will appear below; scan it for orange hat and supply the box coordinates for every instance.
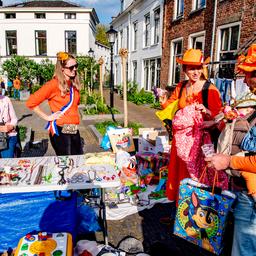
[176,48,210,66]
[237,44,256,72]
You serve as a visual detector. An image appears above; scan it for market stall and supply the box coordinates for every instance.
[0,153,120,252]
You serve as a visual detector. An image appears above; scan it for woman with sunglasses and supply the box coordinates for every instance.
[26,52,83,156]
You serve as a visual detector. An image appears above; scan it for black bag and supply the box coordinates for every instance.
[0,132,7,151]
[0,119,7,151]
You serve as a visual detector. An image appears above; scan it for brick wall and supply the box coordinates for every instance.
[161,0,256,87]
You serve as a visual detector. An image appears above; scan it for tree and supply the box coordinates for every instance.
[2,55,38,81]
[37,59,54,84]
[96,24,110,47]
[76,55,100,94]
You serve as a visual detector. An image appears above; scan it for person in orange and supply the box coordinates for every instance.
[13,76,21,100]
[159,49,223,205]
[205,44,256,256]
[26,52,83,156]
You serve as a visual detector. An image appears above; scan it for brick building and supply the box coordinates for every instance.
[161,0,256,87]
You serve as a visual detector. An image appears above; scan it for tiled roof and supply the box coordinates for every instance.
[4,1,80,8]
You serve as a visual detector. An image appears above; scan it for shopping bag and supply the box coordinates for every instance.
[173,178,236,255]
[155,99,179,121]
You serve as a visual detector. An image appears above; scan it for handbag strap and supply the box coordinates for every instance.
[199,166,219,194]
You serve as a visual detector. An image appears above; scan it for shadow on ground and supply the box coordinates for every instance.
[21,139,49,157]
[103,202,233,256]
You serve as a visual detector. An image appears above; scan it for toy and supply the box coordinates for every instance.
[14,232,73,256]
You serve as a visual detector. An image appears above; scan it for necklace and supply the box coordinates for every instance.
[186,82,195,104]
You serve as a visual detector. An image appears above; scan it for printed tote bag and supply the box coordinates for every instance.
[173,178,236,255]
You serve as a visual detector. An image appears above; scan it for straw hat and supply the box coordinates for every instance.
[237,44,256,72]
[176,49,210,66]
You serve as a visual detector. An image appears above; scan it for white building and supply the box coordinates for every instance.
[95,41,110,71]
[111,0,164,91]
[0,0,100,64]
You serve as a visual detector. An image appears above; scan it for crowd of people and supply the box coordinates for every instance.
[159,45,256,256]
[0,45,255,254]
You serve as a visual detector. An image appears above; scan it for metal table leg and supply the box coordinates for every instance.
[101,188,108,245]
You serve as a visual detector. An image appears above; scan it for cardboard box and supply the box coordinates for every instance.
[138,128,170,154]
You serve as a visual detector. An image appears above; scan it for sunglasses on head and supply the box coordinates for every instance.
[64,63,78,71]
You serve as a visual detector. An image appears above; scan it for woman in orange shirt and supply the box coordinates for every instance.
[160,49,223,204]
[26,52,82,156]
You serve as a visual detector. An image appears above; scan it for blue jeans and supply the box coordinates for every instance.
[0,135,18,158]
[232,192,256,256]
[13,89,20,99]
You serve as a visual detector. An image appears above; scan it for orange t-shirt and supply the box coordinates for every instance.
[26,78,80,126]
[13,79,21,90]
[161,81,222,117]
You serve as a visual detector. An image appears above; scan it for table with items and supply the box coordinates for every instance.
[0,153,120,247]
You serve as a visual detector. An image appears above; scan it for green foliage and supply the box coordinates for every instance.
[118,81,155,105]
[95,121,143,136]
[79,89,87,104]
[2,55,38,81]
[96,24,110,47]
[31,84,42,94]
[83,92,119,115]
[2,55,99,91]
[150,101,161,109]
[18,126,27,142]
[37,59,54,84]
[76,55,100,92]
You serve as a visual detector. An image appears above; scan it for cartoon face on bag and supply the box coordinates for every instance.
[178,192,219,252]
[190,192,219,230]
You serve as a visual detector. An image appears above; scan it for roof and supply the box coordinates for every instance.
[3,1,80,8]
[235,32,256,56]
[111,0,137,24]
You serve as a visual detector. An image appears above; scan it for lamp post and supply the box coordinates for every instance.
[88,48,94,94]
[107,25,117,108]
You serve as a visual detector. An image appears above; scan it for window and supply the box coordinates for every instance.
[219,24,240,78]
[144,60,150,90]
[120,30,123,48]
[65,31,77,55]
[35,13,46,19]
[144,58,161,90]
[35,30,47,56]
[133,61,137,82]
[174,0,184,19]
[133,22,138,51]
[220,25,239,52]
[150,59,156,89]
[126,63,129,81]
[115,36,119,55]
[144,14,150,47]
[172,40,183,85]
[192,35,204,50]
[65,13,76,19]
[189,32,205,51]
[156,58,161,87]
[154,8,160,44]
[5,13,16,19]
[6,30,17,55]
[126,26,129,49]
[193,0,206,10]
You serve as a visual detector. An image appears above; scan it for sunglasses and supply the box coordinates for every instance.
[64,63,78,71]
